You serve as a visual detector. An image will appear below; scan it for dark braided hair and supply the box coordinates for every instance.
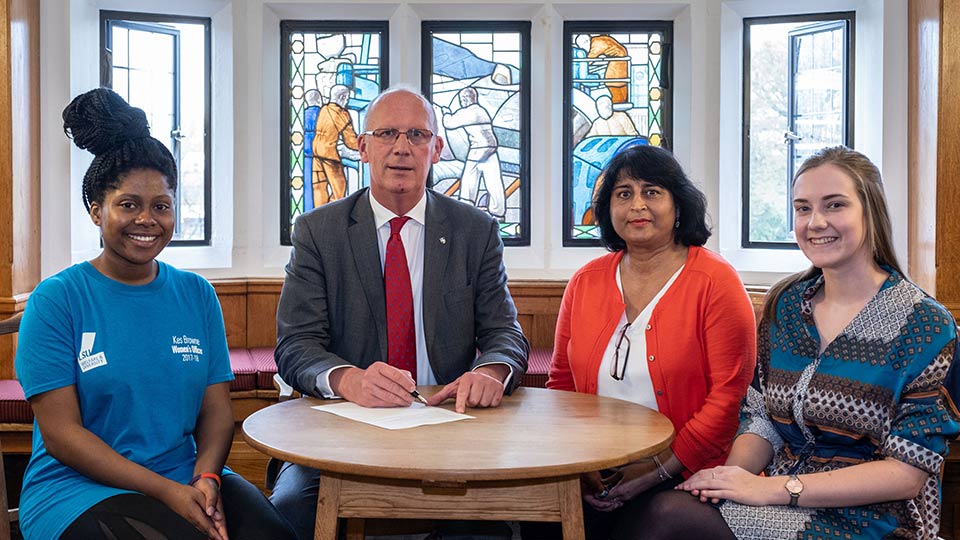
[63,88,177,211]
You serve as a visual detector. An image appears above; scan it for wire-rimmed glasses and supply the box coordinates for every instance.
[361,128,435,145]
[610,322,632,381]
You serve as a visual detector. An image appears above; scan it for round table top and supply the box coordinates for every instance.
[242,387,675,482]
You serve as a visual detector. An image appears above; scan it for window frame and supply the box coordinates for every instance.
[420,20,532,247]
[561,20,674,247]
[740,11,855,250]
[279,20,390,246]
[99,10,213,247]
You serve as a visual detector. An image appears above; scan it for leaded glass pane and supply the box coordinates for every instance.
[563,22,673,246]
[281,21,388,245]
[423,22,531,246]
[743,14,852,248]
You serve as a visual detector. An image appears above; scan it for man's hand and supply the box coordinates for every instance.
[329,362,416,407]
[427,364,508,413]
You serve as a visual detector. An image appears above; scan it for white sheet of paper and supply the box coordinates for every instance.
[312,402,474,430]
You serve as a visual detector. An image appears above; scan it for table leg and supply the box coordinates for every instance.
[315,475,342,540]
[558,476,585,540]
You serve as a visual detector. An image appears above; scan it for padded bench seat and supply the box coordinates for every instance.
[0,379,31,424]
[0,346,549,427]
[522,347,551,389]
[229,348,279,392]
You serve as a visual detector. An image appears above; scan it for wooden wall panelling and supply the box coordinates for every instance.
[908,0,940,294]
[246,280,283,348]
[503,281,565,349]
[213,281,248,348]
[209,279,570,351]
[936,4,960,538]
[938,0,960,319]
[0,0,14,300]
[0,0,40,380]
[7,0,40,299]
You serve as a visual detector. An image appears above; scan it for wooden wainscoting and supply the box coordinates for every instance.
[210,279,569,351]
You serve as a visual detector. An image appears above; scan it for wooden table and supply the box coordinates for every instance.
[242,387,674,540]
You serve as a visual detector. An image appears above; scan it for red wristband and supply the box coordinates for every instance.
[189,472,221,489]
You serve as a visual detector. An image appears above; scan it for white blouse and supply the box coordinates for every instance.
[596,264,685,409]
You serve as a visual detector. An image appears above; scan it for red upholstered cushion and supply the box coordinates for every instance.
[0,379,33,423]
[249,347,279,390]
[521,347,552,388]
[229,348,257,391]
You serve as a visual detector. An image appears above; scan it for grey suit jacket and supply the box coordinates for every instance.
[276,188,529,396]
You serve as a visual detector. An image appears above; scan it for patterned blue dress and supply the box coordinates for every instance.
[719,270,960,540]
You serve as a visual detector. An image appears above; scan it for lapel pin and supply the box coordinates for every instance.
[439,237,447,244]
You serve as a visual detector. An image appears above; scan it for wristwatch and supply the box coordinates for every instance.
[784,475,803,507]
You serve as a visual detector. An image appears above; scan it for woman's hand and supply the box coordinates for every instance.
[157,482,226,540]
[193,477,228,540]
[582,460,660,512]
[676,465,774,506]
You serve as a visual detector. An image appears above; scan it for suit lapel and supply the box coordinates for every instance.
[422,191,450,355]
[348,190,389,359]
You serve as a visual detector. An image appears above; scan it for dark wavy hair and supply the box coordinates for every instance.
[593,145,711,251]
[62,88,177,211]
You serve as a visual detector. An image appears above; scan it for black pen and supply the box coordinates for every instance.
[410,389,430,405]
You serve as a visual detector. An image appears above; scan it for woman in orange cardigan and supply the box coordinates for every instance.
[542,145,756,540]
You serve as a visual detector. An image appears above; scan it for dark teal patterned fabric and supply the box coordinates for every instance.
[721,269,960,540]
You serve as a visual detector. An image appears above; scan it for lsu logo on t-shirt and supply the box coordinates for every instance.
[77,332,107,372]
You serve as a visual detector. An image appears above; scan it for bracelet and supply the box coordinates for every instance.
[189,472,221,489]
[653,455,673,482]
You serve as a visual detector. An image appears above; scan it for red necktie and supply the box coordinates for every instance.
[384,216,416,380]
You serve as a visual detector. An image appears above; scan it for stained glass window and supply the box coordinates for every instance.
[422,21,531,246]
[280,21,388,245]
[563,22,673,246]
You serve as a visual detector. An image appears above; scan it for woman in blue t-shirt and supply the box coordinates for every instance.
[14,88,295,540]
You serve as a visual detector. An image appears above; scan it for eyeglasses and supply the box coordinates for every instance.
[362,128,435,145]
[610,322,632,381]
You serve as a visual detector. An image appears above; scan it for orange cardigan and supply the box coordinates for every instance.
[548,246,757,474]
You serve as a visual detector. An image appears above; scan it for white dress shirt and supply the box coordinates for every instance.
[315,192,511,397]
[315,192,431,396]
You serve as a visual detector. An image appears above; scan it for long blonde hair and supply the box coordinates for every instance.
[762,146,905,324]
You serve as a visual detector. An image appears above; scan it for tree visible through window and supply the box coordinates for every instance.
[280,21,388,245]
[563,22,673,246]
[742,13,854,248]
[422,21,530,246]
[101,11,211,245]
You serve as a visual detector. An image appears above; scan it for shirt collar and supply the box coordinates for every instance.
[369,190,427,230]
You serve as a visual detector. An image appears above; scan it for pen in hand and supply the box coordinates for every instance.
[410,389,430,406]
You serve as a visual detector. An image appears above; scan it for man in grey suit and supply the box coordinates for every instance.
[271,86,529,540]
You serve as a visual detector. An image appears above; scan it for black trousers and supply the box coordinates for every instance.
[61,474,296,540]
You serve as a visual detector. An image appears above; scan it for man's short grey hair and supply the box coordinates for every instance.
[363,84,438,132]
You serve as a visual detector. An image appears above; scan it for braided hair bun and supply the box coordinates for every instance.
[63,88,150,156]
[63,88,178,211]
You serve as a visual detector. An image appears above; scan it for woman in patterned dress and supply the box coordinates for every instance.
[634,146,960,540]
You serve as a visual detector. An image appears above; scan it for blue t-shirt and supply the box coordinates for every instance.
[15,261,234,540]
